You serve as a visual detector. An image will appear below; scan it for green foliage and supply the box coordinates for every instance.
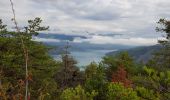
[156,18,170,41]
[1,16,170,100]
[24,17,49,38]
[55,51,84,90]
[0,18,59,99]
[85,62,98,79]
[37,78,58,100]
[102,52,138,81]
[0,79,25,100]
[0,19,7,36]
[135,86,159,100]
[60,85,97,100]
[151,18,170,70]
[103,52,135,70]
[106,83,139,100]
[133,66,170,100]
[84,62,107,100]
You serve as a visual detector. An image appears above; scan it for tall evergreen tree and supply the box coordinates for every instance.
[55,42,84,90]
[152,19,170,70]
[0,18,59,99]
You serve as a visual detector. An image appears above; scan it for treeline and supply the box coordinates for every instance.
[0,18,170,100]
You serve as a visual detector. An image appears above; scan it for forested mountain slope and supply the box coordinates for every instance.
[106,45,162,63]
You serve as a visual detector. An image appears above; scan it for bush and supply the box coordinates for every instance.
[106,83,139,100]
[60,85,97,100]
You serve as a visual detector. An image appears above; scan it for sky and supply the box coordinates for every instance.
[0,0,170,46]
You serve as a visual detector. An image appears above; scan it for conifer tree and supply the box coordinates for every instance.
[55,42,84,90]
[153,19,170,70]
[112,65,132,87]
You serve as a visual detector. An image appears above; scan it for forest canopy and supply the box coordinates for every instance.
[0,17,170,100]
[0,1,170,99]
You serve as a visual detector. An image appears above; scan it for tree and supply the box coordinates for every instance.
[84,62,107,100]
[0,18,59,99]
[133,66,170,100]
[152,19,170,70]
[60,85,97,100]
[102,52,137,81]
[135,86,159,100]
[143,66,170,100]
[106,83,139,100]
[10,1,50,99]
[0,19,7,37]
[85,62,98,79]
[55,42,84,90]
[112,65,132,87]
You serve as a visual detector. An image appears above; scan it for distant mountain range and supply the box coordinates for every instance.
[35,33,137,66]
[106,45,162,63]
[46,41,135,55]
[35,33,161,65]
[36,33,135,54]
[38,33,87,41]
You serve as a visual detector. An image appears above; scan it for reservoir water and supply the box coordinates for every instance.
[52,49,115,68]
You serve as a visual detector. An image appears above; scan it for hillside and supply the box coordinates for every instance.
[106,45,162,63]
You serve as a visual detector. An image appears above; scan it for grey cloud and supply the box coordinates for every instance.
[0,0,170,46]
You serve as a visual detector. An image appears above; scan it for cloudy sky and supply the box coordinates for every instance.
[0,0,170,46]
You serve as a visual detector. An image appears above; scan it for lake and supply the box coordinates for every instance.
[52,49,115,68]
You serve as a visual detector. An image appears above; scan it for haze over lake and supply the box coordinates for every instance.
[33,33,156,67]
[52,49,115,67]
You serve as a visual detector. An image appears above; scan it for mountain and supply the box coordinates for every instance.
[35,33,162,65]
[34,33,136,66]
[106,45,162,63]
[46,41,134,55]
[36,33,135,54]
[38,33,87,41]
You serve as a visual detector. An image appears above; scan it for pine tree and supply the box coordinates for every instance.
[153,19,170,70]
[112,65,132,87]
[55,42,84,90]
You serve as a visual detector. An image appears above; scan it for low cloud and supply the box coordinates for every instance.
[33,37,60,42]
[73,35,157,46]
